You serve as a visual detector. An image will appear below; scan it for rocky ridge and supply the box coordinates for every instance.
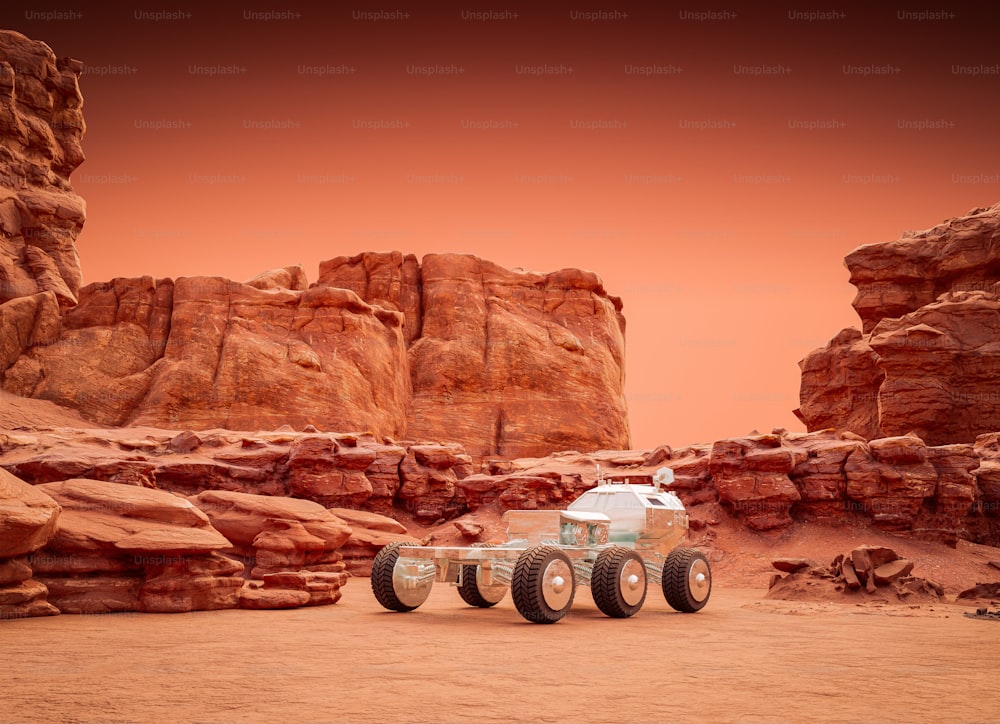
[798,204,1000,445]
[3,424,998,548]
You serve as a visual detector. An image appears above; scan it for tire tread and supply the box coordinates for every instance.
[511,545,574,624]
[662,547,711,613]
[371,542,420,612]
[592,545,647,618]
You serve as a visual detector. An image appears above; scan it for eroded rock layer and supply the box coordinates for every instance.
[3,426,997,547]
[798,204,1000,445]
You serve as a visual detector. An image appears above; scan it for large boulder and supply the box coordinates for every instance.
[0,467,60,558]
[191,489,351,580]
[0,467,60,617]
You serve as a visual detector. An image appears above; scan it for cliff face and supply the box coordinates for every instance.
[321,252,630,458]
[0,30,85,309]
[0,253,630,457]
[797,204,1000,445]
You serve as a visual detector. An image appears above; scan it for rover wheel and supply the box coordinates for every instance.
[511,545,576,623]
[371,542,433,612]
[662,547,712,613]
[458,544,507,608]
[591,546,647,618]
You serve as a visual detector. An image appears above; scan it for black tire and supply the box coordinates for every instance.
[591,546,648,618]
[511,545,576,624]
[371,542,430,612]
[458,544,507,608]
[662,547,712,613]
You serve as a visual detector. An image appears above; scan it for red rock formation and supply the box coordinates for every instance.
[2,255,630,458]
[318,252,632,458]
[409,254,629,458]
[0,31,86,308]
[0,467,60,617]
[317,251,422,343]
[191,489,357,606]
[0,427,475,522]
[3,276,413,436]
[798,204,1000,445]
[32,478,241,614]
[846,204,1000,334]
[4,423,998,548]
[767,545,944,602]
[9,478,364,613]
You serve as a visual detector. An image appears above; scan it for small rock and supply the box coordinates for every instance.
[771,558,816,574]
[850,547,871,579]
[873,559,914,585]
[168,430,201,453]
[957,582,1000,600]
[240,585,310,610]
[988,561,1000,572]
[768,573,783,589]
[454,521,484,539]
[840,560,861,591]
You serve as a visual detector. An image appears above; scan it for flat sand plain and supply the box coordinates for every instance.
[5,583,1000,724]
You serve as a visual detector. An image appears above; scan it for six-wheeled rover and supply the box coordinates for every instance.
[370,467,711,623]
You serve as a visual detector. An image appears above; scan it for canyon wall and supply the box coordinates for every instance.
[797,204,1000,445]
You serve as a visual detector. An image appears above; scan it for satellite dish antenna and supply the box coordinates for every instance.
[652,467,674,491]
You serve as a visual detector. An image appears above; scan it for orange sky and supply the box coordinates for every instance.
[5,1,1000,449]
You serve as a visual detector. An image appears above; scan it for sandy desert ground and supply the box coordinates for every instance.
[5,579,1000,724]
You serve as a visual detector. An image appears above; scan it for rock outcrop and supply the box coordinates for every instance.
[0,467,60,617]
[4,425,998,548]
[10,477,362,614]
[1,254,630,458]
[5,419,1000,554]
[31,478,242,614]
[322,253,630,458]
[0,427,475,523]
[0,30,86,309]
[798,204,1000,445]
[191,489,352,606]
[767,545,945,603]
[2,276,412,436]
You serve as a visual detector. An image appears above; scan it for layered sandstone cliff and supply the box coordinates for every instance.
[0,31,85,309]
[321,252,629,458]
[797,204,1000,445]
[0,255,629,457]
